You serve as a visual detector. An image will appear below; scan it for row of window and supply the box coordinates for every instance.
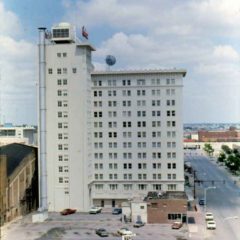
[94,111,176,119]
[94,173,177,180]
[94,129,176,138]
[95,100,173,108]
[95,162,175,169]
[48,68,77,74]
[94,183,177,191]
[95,121,163,128]
[93,90,176,98]
[94,141,175,149]
[93,78,176,87]
[94,152,176,159]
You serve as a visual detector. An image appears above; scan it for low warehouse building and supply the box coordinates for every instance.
[0,143,38,224]
[147,191,188,224]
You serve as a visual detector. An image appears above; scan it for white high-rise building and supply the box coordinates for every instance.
[41,23,186,211]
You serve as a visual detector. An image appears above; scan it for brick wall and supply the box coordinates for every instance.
[147,198,187,224]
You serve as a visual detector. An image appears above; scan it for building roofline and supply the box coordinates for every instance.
[77,42,96,51]
[91,69,187,77]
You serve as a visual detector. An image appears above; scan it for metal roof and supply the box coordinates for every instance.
[0,143,37,176]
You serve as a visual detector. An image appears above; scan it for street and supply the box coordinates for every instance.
[186,153,240,240]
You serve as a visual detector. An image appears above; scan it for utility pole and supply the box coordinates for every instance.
[193,170,197,199]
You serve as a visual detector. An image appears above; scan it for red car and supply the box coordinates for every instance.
[60,208,76,215]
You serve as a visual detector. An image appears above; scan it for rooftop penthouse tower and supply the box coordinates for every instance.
[39,23,95,211]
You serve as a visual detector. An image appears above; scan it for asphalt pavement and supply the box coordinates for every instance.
[186,152,240,240]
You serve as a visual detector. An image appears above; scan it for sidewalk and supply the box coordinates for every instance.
[187,207,205,240]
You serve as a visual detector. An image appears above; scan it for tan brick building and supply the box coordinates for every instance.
[0,143,38,224]
[198,127,240,142]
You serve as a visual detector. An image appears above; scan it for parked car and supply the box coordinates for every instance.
[205,212,214,221]
[117,227,133,236]
[199,199,205,205]
[112,208,122,215]
[171,221,183,229]
[89,206,102,214]
[133,220,145,228]
[95,228,109,237]
[60,208,76,215]
[206,220,216,229]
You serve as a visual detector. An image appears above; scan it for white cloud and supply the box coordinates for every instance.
[0,2,22,37]
[0,2,36,124]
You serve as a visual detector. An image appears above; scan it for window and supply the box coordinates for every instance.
[63,68,67,74]
[137,100,146,106]
[72,68,77,73]
[137,79,145,85]
[57,53,61,57]
[63,79,67,85]
[152,163,161,169]
[109,184,118,190]
[152,152,161,159]
[124,184,132,190]
[153,184,162,190]
[48,68,52,74]
[58,155,63,161]
[137,90,146,96]
[168,213,182,220]
[95,184,104,190]
[57,79,62,85]
[63,52,67,57]
[138,184,147,190]
[168,184,177,191]
[57,68,62,74]
[59,177,63,183]
[137,111,146,117]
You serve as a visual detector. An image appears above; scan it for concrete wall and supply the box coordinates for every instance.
[131,202,147,223]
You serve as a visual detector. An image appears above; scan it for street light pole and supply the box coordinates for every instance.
[204,186,216,213]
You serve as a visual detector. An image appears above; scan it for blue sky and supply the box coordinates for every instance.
[1,0,240,124]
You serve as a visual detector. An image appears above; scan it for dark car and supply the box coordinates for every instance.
[199,199,205,205]
[95,228,109,237]
[60,208,76,215]
[133,220,145,228]
[112,208,122,215]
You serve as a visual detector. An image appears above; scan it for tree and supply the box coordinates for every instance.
[217,152,226,163]
[221,145,232,155]
[203,143,214,156]
[225,155,240,173]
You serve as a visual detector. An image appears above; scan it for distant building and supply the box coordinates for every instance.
[198,127,240,142]
[0,143,38,224]
[0,124,37,146]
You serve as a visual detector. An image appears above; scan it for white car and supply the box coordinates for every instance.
[89,206,102,214]
[205,212,214,221]
[207,220,216,229]
[117,227,133,236]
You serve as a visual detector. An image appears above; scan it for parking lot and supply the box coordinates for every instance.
[2,212,188,240]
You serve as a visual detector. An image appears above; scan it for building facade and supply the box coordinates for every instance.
[0,123,37,146]
[42,23,186,212]
[0,143,38,224]
[90,70,186,208]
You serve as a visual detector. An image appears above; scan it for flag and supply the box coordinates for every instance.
[82,26,88,39]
